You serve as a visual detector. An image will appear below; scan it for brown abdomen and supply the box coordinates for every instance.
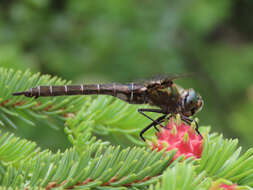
[27,83,148,104]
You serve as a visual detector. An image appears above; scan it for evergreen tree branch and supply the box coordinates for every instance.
[148,162,211,190]
[0,130,179,189]
[196,133,253,187]
[65,95,159,147]
[0,68,88,129]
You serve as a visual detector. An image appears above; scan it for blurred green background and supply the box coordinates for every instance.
[1,0,253,149]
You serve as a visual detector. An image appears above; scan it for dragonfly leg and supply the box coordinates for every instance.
[180,114,202,138]
[138,108,165,130]
[140,115,167,141]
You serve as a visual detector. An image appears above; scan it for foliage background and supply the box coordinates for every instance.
[0,0,253,150]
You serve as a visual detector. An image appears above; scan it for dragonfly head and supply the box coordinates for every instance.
[181,88,203,117]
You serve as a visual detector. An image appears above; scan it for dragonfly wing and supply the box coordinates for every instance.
[143,74,192,89]
[174,84,185,94]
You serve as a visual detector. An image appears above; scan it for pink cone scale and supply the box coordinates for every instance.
[218,183,238,190]
[148,116,203,160]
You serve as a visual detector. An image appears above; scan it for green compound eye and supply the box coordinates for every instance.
[182,88,203,116]
[186,89,198,105]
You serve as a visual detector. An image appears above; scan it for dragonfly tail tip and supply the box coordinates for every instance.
[12,91,26,96]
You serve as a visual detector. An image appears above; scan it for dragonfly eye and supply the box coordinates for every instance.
[182,89,203,116]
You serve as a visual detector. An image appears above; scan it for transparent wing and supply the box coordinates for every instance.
[141,73,193,88]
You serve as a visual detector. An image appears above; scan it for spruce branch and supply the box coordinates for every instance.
[61,87,160,147]
[0,130,179,189]
[0,130,38,166]
[0,68,88,129]
[148,162,211,190]
[148,162,252,190]
[196,134,253,186]
[67,95,158,146]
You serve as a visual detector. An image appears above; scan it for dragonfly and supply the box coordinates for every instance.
[13,75,203,141]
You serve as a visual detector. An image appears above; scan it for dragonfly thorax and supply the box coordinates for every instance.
[181,88,203,117]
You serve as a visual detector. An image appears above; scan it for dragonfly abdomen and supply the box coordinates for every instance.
[13,83,147,104]
[17,84,114,97]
